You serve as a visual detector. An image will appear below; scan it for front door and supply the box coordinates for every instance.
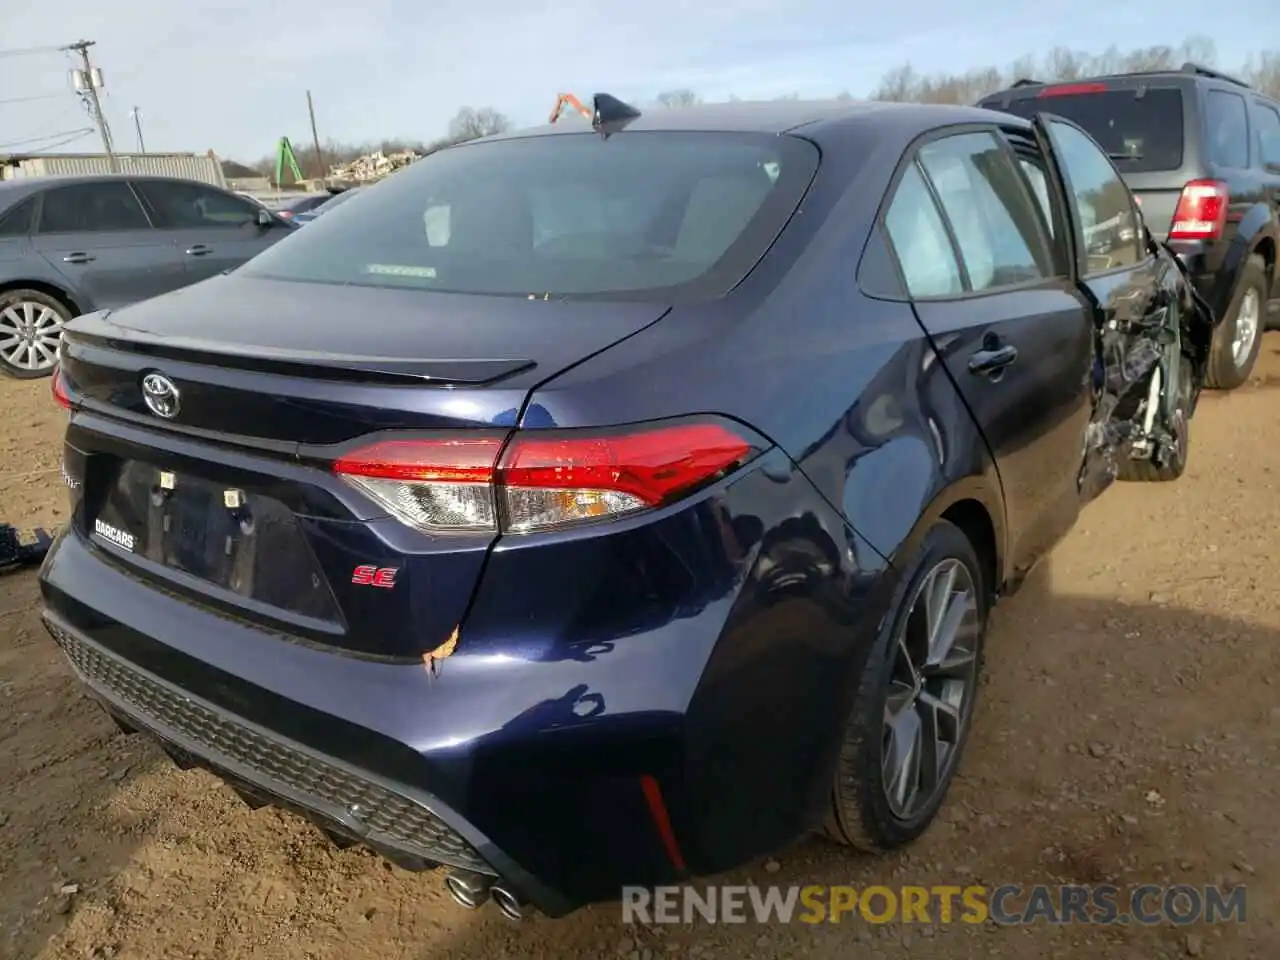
[1032,114,1180,494]
[132,180,290,283]
[884,128,1096,580]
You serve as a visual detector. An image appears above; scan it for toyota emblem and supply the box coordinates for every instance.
[141,373,180,419]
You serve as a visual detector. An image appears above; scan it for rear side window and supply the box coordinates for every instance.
[0,196,35,236]
[992,89,1185,172]
[37,182,151,233]
[1253,101,1280,166]
[916,132,1053,290]
[1205,90,1250,168]
[883,163,964,298]
[240,132,819,301]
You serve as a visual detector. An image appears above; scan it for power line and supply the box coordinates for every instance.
[0,127,95,149]
[0,93,67,106]
[0,45,65,59]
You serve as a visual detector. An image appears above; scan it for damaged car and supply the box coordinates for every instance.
[40,97,1214,920]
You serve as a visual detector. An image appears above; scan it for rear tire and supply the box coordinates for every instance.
[1118,354,1192,483]
[0,288,73,380]
[824,520,987,852]
[1205,255,1266,391]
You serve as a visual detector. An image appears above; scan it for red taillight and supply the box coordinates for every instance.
[1168,179,1229,241]
[332,421,756,534]
[1037,82,1109,97]
[278,210,294,219]
[51,365,71,410]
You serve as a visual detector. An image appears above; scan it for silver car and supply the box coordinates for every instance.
[0,174,294,378]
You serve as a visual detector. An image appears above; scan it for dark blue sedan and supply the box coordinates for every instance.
[41,96,1214,920]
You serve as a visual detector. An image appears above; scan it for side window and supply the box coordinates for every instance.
[1043,120,1145,275]
[1205,90,1250,169]
[0,197,36,237]
[883,163,963,298]
[135,181,260,229]
[1018,159,1054,238]
[916,132,1053,291]
[1255,101,1280,166]
[37,182,150,234]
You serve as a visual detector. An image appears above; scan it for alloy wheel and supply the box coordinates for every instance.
[1232,288,1260,370]
[0,300,65,373]
[881,557,980,819]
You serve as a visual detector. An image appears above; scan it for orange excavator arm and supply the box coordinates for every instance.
[548,92,592,124]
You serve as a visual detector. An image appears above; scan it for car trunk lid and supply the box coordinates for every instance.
[57,273,670,659]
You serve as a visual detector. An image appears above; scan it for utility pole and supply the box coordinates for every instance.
[64,39,116,170]
[130,107,146,152]
[306,90,324,182]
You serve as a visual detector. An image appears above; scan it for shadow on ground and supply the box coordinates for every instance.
[2,559,1276,960]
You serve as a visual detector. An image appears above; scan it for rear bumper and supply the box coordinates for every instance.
[38,530,704,917]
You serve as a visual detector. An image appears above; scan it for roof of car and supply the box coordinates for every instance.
[483,99,1024,142]
[0,173,231,201]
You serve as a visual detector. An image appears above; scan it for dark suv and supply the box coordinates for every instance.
[980,63,1280,389]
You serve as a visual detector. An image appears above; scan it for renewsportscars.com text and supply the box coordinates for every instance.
[621,883,1247,926]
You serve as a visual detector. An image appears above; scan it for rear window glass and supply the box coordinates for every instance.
[986,88,1185,173]
[240,131,819,301]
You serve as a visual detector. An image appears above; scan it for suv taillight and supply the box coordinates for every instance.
[332,420,759,535]
[1168,179,1229,241]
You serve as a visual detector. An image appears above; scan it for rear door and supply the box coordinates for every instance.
[133,179,290,282]
[31,180,186,309]
[884,126,1095,579]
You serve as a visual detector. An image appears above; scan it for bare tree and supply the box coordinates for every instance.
[1244,51,1280,98]
[657,89,701,108]
[870,37,1271,106]
[448,106,512,142]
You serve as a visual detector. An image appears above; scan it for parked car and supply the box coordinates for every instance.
[979,62,1280,389]
[268,193,331,221]
[0,175,294,378]
[42,98,1214,920]
[291,185,366,224]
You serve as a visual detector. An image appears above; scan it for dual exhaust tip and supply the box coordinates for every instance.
[444,870,525,921]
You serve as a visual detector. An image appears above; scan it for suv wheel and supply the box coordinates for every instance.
[0,288,72,380]
[825,520,987,852]
[1205,254,1266,390]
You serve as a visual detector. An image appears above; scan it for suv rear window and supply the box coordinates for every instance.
[240,131,819,301]
[987,88,1185,172]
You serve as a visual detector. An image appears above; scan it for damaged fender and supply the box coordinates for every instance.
[1078,230,1218,494]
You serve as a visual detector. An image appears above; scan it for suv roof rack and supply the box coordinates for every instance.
[1178,61,1251,89]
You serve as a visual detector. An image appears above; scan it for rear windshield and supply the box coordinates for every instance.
[986,88,1185,172]
[240,131,819,301]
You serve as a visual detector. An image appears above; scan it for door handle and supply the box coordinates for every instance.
[969,343,1019,377]
[61,252,95,264]
[185,244,212,256]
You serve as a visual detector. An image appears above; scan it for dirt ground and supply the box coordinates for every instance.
[3,340,1279,960]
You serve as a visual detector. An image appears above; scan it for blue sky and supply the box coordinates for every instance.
[0,0,1263,163]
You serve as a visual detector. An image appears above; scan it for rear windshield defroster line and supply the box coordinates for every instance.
[240,131,820,302]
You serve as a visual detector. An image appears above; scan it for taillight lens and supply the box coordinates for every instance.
[51,365,72,410]
[1169,180,1229,241]
[333,420,758,535]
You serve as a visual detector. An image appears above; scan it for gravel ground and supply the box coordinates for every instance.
[2,336,1279,959]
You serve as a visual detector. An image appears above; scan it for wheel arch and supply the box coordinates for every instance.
[892,478,1007,604]
[0,279,84,317]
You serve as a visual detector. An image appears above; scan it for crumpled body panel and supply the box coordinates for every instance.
[1079,239,1218,497]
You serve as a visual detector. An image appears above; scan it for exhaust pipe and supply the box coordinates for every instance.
[444,870,493,909]
[491,884,525,921]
